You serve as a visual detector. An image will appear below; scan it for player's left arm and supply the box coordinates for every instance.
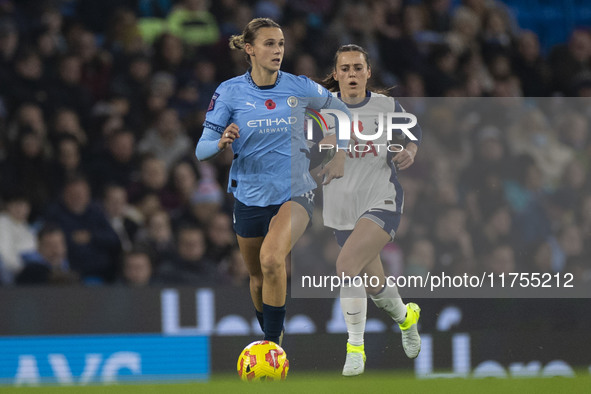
[391,99,422,171]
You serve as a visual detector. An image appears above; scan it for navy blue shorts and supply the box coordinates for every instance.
[334,209,401,247]
[233,192,315,238]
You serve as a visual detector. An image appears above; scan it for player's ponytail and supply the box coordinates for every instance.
[229,18,282,64]
[229,34,245,50]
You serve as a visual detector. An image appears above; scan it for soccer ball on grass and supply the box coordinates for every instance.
[236,340,289,382]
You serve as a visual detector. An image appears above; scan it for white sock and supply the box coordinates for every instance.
[340,281,367,346]
[370,284,406,324]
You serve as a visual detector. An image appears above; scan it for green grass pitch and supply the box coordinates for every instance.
[1,372,590,394]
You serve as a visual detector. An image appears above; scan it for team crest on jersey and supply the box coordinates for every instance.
[208,93,219,112]
[287,96,298,107]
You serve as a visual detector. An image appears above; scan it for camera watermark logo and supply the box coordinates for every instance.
[305,108,418,154]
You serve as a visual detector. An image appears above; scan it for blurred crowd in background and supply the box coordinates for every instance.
[0,0,589,287]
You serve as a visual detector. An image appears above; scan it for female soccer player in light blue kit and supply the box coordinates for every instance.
[196,18,350,346]
[320,44,423,376]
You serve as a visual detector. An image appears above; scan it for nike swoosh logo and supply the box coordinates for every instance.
[346,312,361,316]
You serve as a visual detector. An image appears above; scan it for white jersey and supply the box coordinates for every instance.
[322,92,406,230]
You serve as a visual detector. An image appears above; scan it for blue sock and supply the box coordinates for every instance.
[262,303,285,344]
[255,309,264,332]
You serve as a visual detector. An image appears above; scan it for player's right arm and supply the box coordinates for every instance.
[196,123,240,160]
[195,85,239,161]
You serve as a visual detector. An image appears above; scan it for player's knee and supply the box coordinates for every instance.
[260,252,284,278]
[336,256,359,278]
[249,273,263,290]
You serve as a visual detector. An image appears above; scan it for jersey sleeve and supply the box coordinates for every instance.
[300,76,332,109]
[202,84,232,135]
[196,84,232,160]
[300,76,351,149]
[195,128,222,160]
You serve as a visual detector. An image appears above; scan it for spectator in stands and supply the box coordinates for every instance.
[471,204,513,258]
[51,135,87,195]
[549,29,591,95]
[556,111,590,156]
[103,184,139,252]
[16,224,79,285]
[0,192,37,283]
[127,154,179,210]
[170,159,200,207]
[45,175,121,283]
[527,239,553,274]
[191,59,217,111]
[188,175,224,227]
[461,126,510,222]
[138,108,191,171]
[551,224,585,273]
[512,31,550,97]
[481,8,513,57]
[218,246,249,286]
[447,7,481,57]
[119,249,153,286]
[167,0,220,47]
[74,29,113,101]
[426,44,461,96]
[6,102,47,144]
[0,17,19,88]
[91,129,138,194]
[431,206,475,274]
[484,243,516,275]
[578,194,591,252]
[404,238,436,279]
[5,48,50,114]
[134,209,177,268]
[152,33,187,76]
[205,211,234,262]
[48,54,93,126]
[4,129,53,220]
[504,154,552,248]
[169,159,203,227]
[155,225,216,286]
[51,107,88,147]
[554,160,588,213]
[507,109,573,186]
[108,54,152,132]
[104,7,145,57]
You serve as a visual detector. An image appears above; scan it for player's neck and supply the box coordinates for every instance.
[250,66,278,87]
[340,94,365,106]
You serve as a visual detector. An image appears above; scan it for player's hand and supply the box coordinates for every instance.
[318,150,345,185]
[392,143,417,171]
[218,123,240,150]
[318,133,336,146]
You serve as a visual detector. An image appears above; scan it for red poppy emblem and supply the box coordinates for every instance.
[265,99,276,110]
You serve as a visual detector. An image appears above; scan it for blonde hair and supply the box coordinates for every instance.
[229,18,281,64]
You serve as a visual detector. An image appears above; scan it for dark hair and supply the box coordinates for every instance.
[37,223,64,242]
[229,18,281,64]
[321,44,372,92]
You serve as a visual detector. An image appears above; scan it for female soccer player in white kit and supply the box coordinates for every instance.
[320,44,422,376]
[196,18,350,346]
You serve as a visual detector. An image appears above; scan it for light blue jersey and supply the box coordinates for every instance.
[197,70,350,207]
